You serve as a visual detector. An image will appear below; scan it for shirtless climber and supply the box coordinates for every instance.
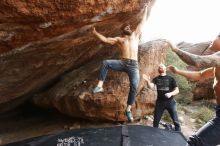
[91,2,152,122]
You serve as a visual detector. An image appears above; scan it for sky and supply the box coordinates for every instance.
[142,0,220,44]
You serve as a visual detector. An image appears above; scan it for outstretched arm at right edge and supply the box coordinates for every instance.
[168,65,215,81]
[168,41,220,68]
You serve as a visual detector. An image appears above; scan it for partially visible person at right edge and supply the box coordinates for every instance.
[168,33,220,146]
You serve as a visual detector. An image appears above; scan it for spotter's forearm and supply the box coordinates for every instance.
[174,49,220,68]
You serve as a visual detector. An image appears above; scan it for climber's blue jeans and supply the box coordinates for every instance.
[98,59,139,105]
[186,105,220,146]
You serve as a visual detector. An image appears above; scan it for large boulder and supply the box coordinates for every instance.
[0,0,156,113]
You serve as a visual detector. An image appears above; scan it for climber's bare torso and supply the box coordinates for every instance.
[117,33,139,61]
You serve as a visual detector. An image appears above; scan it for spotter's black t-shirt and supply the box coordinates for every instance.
[153,75,177,101]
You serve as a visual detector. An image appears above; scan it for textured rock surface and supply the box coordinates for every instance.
[177,41,214,100]
[0,0,153,53]
[0,0,158,116]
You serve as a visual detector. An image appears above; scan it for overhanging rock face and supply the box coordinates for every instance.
[0,0,156,112]
[0,0,168,122]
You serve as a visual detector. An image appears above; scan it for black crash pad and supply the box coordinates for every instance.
[5,125,187,146]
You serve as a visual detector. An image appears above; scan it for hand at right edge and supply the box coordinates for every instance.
[167,65,178,74]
